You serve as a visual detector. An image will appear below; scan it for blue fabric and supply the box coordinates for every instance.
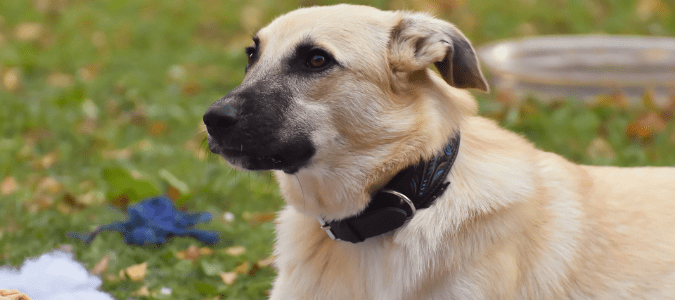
[68,196,219,245]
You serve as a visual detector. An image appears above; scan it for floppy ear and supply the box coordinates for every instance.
[389,12,489,92]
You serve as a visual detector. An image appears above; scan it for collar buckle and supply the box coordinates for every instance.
[317,217,338,240]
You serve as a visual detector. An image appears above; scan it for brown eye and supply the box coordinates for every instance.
[308,54,326,68]
[305,49,332,69]
[247,52,254,65]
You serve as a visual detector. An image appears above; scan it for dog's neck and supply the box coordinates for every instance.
[312,132,460,243]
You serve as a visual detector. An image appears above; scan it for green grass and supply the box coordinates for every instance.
[0,0,673,299]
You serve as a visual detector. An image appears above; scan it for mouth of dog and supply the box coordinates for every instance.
[207,138,315,174]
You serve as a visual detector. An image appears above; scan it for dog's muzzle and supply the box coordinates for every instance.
[203,92,316,174]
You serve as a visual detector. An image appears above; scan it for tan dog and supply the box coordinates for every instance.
[203,4,675,299]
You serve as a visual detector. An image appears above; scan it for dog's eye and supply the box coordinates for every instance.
[306,49,331,69]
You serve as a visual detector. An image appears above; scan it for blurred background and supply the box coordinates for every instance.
[0,0,673,299]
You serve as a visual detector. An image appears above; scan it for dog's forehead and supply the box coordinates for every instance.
[257,5,397,57]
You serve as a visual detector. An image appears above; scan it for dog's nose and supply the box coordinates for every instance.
[203,99,239,131]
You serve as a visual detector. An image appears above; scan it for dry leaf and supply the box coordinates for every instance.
[219,272,237,285]
[181,82,202,96]
[248,263,261,276]
[131,286,150,297]
[104,273,119,282]
[62,193,86,210]
[167,185,180,201]
[14,22,44,41]
[125,262,147,281]
[233,262,250,274]
[37,177,61,194]
[626,112,666,140]
[199,247,214,256]
[185,245,201,260]
[111,194,129,211]
[0,289,32,300]
[46,73,74,88]
[225,246,246,256]
[636,0,669,20]
[1,177,18,196]
[257,255,275,268]
[3,68,21,92]
[587,137,616,161]
[595,92,628,109]
[496,89,516,105]
[148,121,167,136]
[77,191,104,206]
[91,255,109,275]
[242,211,276,224]
[78,64,100,82]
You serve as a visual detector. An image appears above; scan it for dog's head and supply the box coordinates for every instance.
[204,5,487,213]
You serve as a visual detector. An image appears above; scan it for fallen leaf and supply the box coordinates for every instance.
[77,191,104,206]
[257,255,275,268]
[3,68,21,92]
[626,112,666,140]
[148,121,167,136]
[56,202,72,214]
[63,193,86,210]
[78,64,100,82]
[1,177,18,196]
[642,89,658,111]
[131,285,150,297]
[242,211,276,224]
[496,89,516,105]
[233,262,249,274]
[595,91,628,109]
[32,151,58,169]
[248,263,261,276]
[37,177,61,194]
[167,185,180,201]
[91,31,106,48]
[14,22,44,41]
[199,247,214,256]
[104,273,119,282]
[219,272,237,285]
[91,255,109,275]
[225,246,246,256]
[587,137,616,161]
[125,262,147,281]
[181,82,202,96]
[46,72,74,88]
[110,194,129,210]
[637,0,669,20]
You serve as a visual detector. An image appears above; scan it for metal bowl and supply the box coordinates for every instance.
[478,35,675,106]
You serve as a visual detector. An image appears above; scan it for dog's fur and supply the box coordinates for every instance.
[204,4,675,299]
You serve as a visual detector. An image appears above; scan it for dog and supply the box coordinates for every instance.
[203,4,675,299]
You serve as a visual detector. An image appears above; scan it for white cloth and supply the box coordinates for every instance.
[0,251,113,300]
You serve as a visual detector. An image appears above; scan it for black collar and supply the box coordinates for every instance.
[318,132,460,243]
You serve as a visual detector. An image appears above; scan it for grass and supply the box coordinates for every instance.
[0,0,673,299]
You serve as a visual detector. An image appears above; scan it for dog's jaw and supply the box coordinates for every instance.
[206,133,315,174]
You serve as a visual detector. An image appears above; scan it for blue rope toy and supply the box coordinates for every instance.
[68,196,219,245]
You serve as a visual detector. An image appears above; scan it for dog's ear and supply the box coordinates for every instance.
[389,13,489,92]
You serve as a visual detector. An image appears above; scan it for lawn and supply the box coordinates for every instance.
[0,0,673,299]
